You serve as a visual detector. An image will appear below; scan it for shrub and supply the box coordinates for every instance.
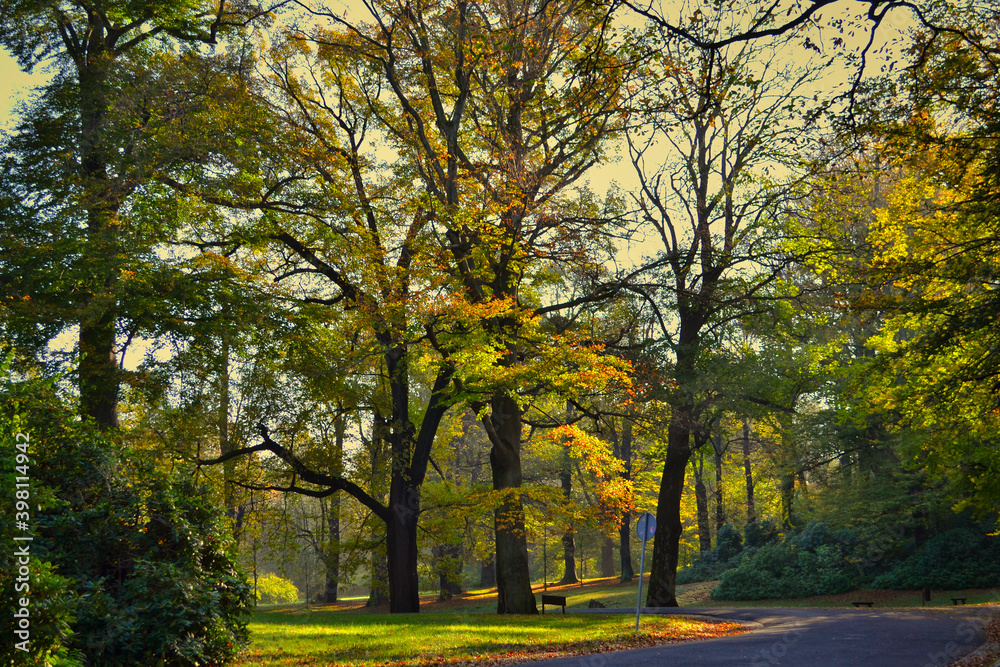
[677,524,746,584]
[871,527,1000,590]
[712,523,859,600]
[716,524,744,560]
[256,574,301,605]
[0,373,252,666]
[744,519,780,548]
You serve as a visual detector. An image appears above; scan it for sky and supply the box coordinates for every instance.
[0,52,50,131]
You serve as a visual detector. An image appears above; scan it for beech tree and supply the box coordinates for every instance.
[234,0,631,614]
[0,0,278,429]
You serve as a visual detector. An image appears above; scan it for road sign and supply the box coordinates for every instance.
[636,511,656,541]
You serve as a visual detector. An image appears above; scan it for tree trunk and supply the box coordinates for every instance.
[619,517,635,582]
[366,533,390,607]
[618,417,635,582]
[780,469,796,529]
[487,393,537,614]
[646,418,693,608]
[219,334,248,541]
[323,496,340,603]
[77,42,122,431]
[557,466,578,585]
[742,419,756,524]
[480,560,496,588]
[713,434,725,533]
[321,413,344,603]
[386,464,422,613]
[693,451,712,553]
[601,537,615,577]
[437,544,464,600]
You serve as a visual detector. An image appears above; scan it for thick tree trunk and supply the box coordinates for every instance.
[742,419,756,524]
[77,46,122,432]
[386,469,422,613]
[78,312,119,429]
[487,393,537,614]
[646,419,693,607]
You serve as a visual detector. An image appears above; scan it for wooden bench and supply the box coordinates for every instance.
[952,597,967,605]
[541,594,567,614]
[851,601,873,608]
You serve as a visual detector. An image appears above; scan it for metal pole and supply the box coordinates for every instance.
[543,527,547,592]
[635,535,647,631]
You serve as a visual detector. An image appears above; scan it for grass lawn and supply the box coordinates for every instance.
[236,610,747,666]
[240,577,1000,666]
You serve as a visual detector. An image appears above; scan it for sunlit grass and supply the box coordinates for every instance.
[236,610,746,666]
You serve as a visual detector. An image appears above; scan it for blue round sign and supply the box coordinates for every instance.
[636,511,656,541]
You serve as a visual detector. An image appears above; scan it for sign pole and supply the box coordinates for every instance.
[635,535,647,631]
[634,511,656,632]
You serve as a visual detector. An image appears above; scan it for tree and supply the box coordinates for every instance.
[0,370,251,666]
[627,11,829,606]
[0,0,270,429]
[193,0,631,615]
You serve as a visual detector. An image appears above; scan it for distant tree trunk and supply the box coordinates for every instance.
[780,469,796,529]
[742,419,756,524]
[618,418,635,582]
[480,560,496,588]
[321,412,345,603]
[557,456,578,585]
[323,497,340,603]
[366,537,389,607]
[218,335,246,540]
[692,448,712,553]
[601,537,615,577]
[558,529,578,584]
[437,544,464,600]
[712,433,726,533]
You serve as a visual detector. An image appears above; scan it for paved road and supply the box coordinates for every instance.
[523,607,994,667]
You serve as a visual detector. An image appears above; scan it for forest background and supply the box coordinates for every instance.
[2,0,1000,664]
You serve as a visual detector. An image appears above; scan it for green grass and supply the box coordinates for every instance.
[236,609,745,666]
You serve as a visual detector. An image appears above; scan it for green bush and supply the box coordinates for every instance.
[0,408,83,666]
[744,519,780,548]
[256,574,301,605]
[712,522,859,600]
[0,373,252,666]
[871,527,1000,590]
[716,524,744,560]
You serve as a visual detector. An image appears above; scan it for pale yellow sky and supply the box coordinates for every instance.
[1,51,51,130]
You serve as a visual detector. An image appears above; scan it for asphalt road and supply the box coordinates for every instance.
[522,607,994,667]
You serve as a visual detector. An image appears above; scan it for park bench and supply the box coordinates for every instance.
[540,594,567,614]
[851,601,873,608]
[952,597,967,605]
